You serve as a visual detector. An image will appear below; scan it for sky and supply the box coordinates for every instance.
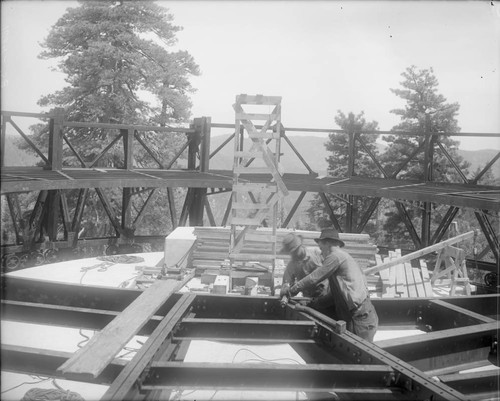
[1,0,500,150]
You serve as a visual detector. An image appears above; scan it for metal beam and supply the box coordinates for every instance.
[319,192,343,232]
[287,303,468,400]
[475,210,499,262]
[175,318,316,341]
[2,275,144,311]
[440,294,499,319]
[1,300,162,335]
[1,344,125,385]
[281,191,306,228]
[356,197,381,233]
[425,299,496,330]
[439,369,499,397]
[375,322,497,372]
[142,361,394,391]
[394,201,421,248]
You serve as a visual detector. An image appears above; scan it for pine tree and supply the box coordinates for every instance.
[381,66,470,247]
[16,1,200,242]
[21,0,199,167]
[306,111,380,233]
[382,65,468,181]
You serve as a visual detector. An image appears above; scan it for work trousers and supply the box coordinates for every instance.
[347,297,379,342]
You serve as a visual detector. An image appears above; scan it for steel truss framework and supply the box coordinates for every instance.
[1,275,499,400]
[1,110,499,268]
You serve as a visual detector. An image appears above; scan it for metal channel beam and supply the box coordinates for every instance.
[375,322,497,372]
[439,294,500,319]
[439,369,500,398]
[191,293,285,319]
[1,300,163,335]
[175,318,316,341]
[142,362,394,391]
[287,303,468,400]
[2,276,143,311]
[1,344,125,385]
[425,299,496,330]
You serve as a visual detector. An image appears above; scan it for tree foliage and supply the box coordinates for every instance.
[16,1,200,242]
[20,1,199,166]
[381,66,468,181]
[380,66,471,247]
[38,0,199,124]
[306,111,380,231]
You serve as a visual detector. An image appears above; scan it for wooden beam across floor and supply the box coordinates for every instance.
[57,275,192,380]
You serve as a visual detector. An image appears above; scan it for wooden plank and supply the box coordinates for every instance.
[395,264,408,297]
[235,94,282,105]
[419,259,434,297]
[363,231,475,275]
[412,267,426,297]
[229,253,276,261]
[231,217,262,226]
[404,263,418,298]
[235,112,278,121]
[387,265,397,298]
[58,276,191,379]
[193,227,372,242]
[379,266,391,298]
[102,293,195,401]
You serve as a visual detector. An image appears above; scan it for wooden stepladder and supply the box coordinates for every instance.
[431,245,471,296]
[229,94,289,290]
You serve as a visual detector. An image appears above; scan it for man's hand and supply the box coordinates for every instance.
[280,283,291,298]
[289,284,299,296]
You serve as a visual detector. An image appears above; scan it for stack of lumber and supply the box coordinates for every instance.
[372,252,434,298]
[364,231,475,298]
[189,227,378,273]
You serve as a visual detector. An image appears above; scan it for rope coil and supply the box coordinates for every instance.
[21,388,85,401]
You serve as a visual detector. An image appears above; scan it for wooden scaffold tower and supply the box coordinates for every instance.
[228,94,289,292]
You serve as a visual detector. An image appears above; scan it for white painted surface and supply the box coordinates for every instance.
[164,226,196,270]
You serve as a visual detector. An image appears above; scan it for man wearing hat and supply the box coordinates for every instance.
[279,233,330,304]
[285,228,379,342]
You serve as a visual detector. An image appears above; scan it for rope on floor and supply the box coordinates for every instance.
[21,387,85,401]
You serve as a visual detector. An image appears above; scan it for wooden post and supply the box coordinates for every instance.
[122,128,134,170]
[121,128,135,243]
[45,190,61,242]
[121,187,133,240]
[199,117,211,172]
[48,108,65,171]
[187,118,207,226]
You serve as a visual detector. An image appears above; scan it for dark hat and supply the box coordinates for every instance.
[280,233,302,254]
[314,228,345,247]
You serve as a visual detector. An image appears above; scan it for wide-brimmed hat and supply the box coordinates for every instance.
[280,233,302,254]
[314,228,345,247]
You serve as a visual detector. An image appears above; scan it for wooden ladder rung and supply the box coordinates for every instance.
[236,112,279,121]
